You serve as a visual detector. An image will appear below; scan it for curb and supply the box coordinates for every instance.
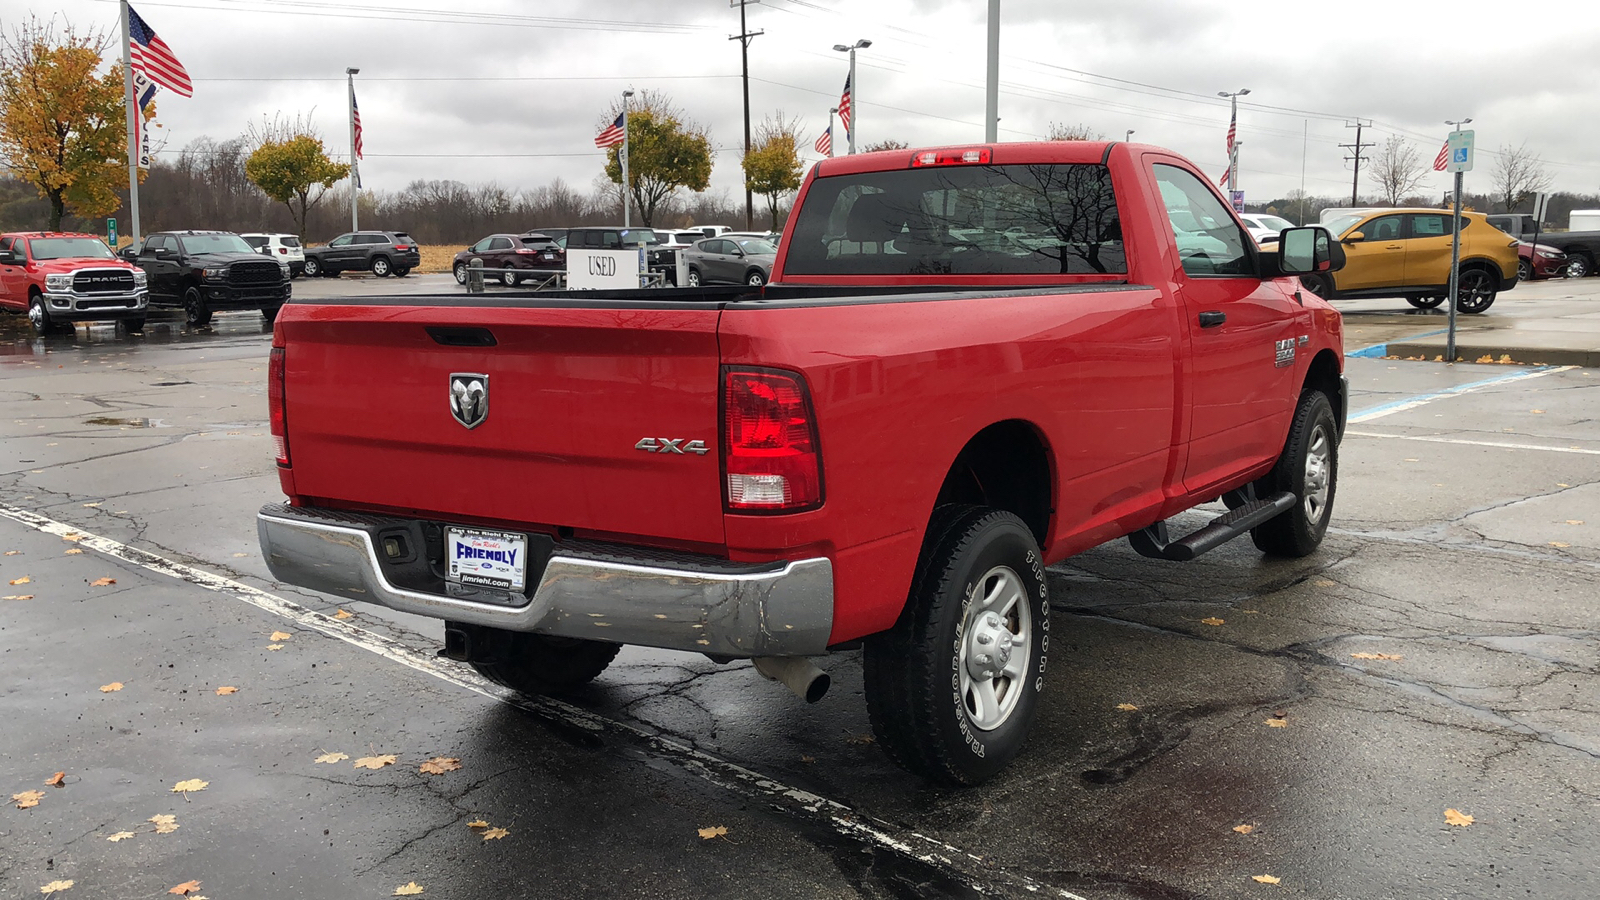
[1381,341,1600,367]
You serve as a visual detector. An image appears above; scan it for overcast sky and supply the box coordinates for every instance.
[27,0,1600,216]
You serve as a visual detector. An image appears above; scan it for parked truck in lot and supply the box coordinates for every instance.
[1487,213,1600,278]
[258,141,1349,785]
[0,232,149,334]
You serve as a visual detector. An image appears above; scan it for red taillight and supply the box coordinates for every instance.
[268,347,289,467]
[910,147,992,167]
[723,368,822,512]
[394,244,410,251]
[278,247,288,254]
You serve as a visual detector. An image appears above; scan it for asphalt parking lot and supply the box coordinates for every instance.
[2,283,1598,899]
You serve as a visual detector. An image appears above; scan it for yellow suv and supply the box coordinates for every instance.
[1299,208,1519,313]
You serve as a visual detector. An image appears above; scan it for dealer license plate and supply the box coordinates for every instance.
[445,527,528,592]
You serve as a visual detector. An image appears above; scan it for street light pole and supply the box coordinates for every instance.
[1125,129,1135,142]
[347,67,360,233]
[828,107,838,158]
[621,89,634,228]
[984,0,999,143]
[833,39,871,154]
[1217,88,1250,194]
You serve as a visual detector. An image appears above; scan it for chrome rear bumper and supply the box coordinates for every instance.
[256,504,834,657]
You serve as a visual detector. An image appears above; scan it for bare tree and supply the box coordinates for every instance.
[1047,122,1103,141]
[1367,135,1429,206]
[1490,142,1553,214]
[861,139,908,152]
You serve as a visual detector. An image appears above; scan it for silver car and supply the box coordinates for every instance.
[681,236,777,287]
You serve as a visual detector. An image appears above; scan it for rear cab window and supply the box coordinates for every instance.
[784,162,1125,276]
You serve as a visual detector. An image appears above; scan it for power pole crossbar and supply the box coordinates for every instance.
[1341,119,1372,207]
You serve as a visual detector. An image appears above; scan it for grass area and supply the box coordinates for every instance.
[418,245,457,274]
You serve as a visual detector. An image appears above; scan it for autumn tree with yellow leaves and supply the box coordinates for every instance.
[742,113,804,231]
[0,18,130,230]
[600,90,712,226]
[243,113,349,240]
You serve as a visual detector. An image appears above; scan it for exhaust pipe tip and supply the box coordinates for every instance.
[752,656,830,704]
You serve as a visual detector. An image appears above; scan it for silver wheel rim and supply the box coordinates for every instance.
[305,260,318,276]
[1519,261,1532,282]
[503,268,516,285]
[958,565,1032,732]
[454,265,466,284]
[748,273,763,285]
[374,258,389,275]
[1571,258,1589,278]
[688,271,699,286]
[28,302,44,328]
[1303,424,1332,523]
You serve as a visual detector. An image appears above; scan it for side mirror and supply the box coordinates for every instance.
[154,248,174,259]
[1271,227,1344,277]
[1341,230,1365,244]
[0,251,14,265]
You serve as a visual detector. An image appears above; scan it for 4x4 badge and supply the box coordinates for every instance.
[449,373,489,429]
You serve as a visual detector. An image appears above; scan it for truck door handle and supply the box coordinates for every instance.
[1198,311,1226,328]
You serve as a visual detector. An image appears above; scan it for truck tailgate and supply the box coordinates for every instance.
[278,303,726,547]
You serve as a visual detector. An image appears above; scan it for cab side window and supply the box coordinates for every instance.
[143,235,168,254]
[488,237,513,251]
[1153,164,1251,276]
[601,231,621,249]
[329,235,353,247]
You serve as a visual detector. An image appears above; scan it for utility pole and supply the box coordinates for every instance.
[119,0,140,244]
[347,67,360,232]
[1341,119,1371,206]
[621,89,634,228]
[984,0,999,143]
[730,1,763,231]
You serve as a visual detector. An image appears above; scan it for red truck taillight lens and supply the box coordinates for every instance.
[723,368,823,512]
[269,347,290,467]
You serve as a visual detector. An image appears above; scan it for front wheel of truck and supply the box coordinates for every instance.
[863,507,1049,786]
[463,628,622,694]
[1250,390,1338,557]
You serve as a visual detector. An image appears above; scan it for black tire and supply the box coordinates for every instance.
[261,306,282,324]
[501,266,519,287]
[1250,390,1338,557]
[453,262,468,285]
[862,507,1050,786]
[184,287,212,328]
[121,317,145,334]
[1454,267,1497,314]
[393,267,411,277]
[371,256,392,277]
[28,295,70,335]
[1406,296,1445,310]
[303,257,322,278]
[746,269,766,286]
[1517,259,1534,283]
[1299,272,1332,298]
[465,630,621,694]
[1565,252,1591,279]
[685,267,702,287]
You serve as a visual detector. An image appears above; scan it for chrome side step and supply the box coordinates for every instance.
[1128,491,1296,562]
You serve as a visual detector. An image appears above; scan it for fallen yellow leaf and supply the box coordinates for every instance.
[82,502,101,508]
[168,881,202,896]
[393,884,424,896]
[418,757,462,775]
[170,778,209,794]
[9,576,30,585]
[13,790,44,809]
[845,734,875,745]
[1444,808,1474,827]
[99,682,123,693]
[215,686,238,695]
[1551,542,1571,548]
[3,550,18,555]
[1265,718,1288,728]
[800,755,816,764]
[266,643,284,651]
[1350,652,1403,661]
[1252,874,1281,884]
[149,814,179,834]
[45,772,65,787]
[1200,617,1225,626]
[39,880,74,895]
[1566,520,1584,525]
[89,577,115,587]
[270,631,292,641]
[698,825,728,839]
[62,533,82,542]
[481,826,509,841]
[64,548,83,555]
[354,755,398,770]
[315,752,349,764]
[333,609,353,620]
[1233,824,1255,834]
[3,594,35,600]
[107,831,136,842]
[1116,703,1139,711]
[467,820,490,829]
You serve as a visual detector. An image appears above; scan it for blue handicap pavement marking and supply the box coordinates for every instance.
[1345,328,1450,359]
[1348,365,1563,424]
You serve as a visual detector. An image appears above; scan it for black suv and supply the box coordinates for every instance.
[302,231,420,278]
[133,231,291,326]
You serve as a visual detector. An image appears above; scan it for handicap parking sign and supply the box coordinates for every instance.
[1446,130,1475,173]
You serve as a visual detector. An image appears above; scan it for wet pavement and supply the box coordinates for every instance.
[2,301,1599,899]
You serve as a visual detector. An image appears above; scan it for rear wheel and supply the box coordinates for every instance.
[1454,267,1497,314]
[1566,252,1591,279]
[863,507,1049,785]
[261,305,282,324]
[303,257,322,278]
[371,256,392,277]
[685,267,702,287]
[462,628,622,694]
[1406,296,1445,310]
[393,266,411,277]
[501,266,520,286]
[184,287,212,327]
[1250,390,1338,557]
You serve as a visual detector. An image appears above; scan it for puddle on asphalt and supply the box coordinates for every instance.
[84,416,170,428]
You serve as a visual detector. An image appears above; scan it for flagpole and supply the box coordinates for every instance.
[621,89,632,228]
[120,0,140,244]
[347,68,359,233]
[828,107,837,159]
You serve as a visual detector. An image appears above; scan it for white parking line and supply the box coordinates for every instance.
[1347,431,1600,456]
[0,501,1088,900]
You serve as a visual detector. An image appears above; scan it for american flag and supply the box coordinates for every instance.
[837,73,853,134]
[352,91,364,159]
[1433,139,1450,171]
[1219,106,1237,187]
[814,124,832,157]
[595,113,626,149]
[128,5,191,98]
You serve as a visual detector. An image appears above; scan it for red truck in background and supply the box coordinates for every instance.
[0,232,149,334]
[258,140,1348,785]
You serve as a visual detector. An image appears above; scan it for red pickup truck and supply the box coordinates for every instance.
[258,141,1347,785]
[0,232,149,334]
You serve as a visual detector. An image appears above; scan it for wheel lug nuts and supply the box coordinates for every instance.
[976,633,992,645]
